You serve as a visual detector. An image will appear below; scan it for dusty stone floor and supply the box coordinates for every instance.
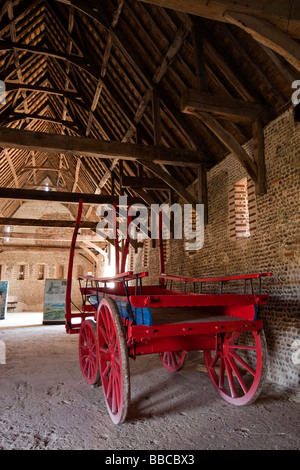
[0,315,299,451]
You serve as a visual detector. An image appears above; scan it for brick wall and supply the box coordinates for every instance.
[134,108,299,389]
[0,251,93,313]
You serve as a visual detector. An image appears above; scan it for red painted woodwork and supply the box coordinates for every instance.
[66,200,272,424]
[129,294,269,309]
[156,272,273,284]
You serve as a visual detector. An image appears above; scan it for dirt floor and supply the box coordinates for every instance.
[0,314,299,451]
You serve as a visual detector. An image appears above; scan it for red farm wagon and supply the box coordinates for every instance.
[65,200,272,425]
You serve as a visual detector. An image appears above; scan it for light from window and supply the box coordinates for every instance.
[58,265,64,278]
[38,265,45,280]
[18,265,25,280]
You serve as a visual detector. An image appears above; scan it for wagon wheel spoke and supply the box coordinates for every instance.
[208,351,220,370]
[98,324,109,347]
[101,309,112,341]
[204,329,268,406]
[159,350,187,372]
[229,350,255,377]
[228,331,241,344]
[97,298,130,425]
[106,367,113,400]
[78,320,100,386]
[229,344,256,351]
[103,361,112,378]
[112,370,120,415]
[218,356,225,390]
[227,355,249,395]
[168,352,176,367]
[224,357,238,398]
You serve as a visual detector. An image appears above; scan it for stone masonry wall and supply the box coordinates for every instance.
[0,201,98,314]
[134,108,300,390]
[0,250,93,313]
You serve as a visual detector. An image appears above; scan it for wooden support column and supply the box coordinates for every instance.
[252,120,267,195]
[197,166,208,225]
[193,18,208,226]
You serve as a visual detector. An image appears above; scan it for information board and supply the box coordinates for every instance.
[0,282,8,321]
[43,279,67,325]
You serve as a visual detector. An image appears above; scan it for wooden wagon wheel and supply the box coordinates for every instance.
[204,329,268,406]
[78,319,100,386]
[97,297,130,425]
[159,351,187,372]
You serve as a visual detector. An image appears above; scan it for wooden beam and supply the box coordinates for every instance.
[0,218,98,229]
[195,111,257,182]
[0,127,208,167]
[197,166,208,225]
[79,243,100,264]
[121,176,169,190]
[20,167,71,176]
[252,120,267,195]
[5,82,82,102]
[0,231,107,243]
[192,17,208,92]
[4,148,19,188]
[5,113,79,133]
[0,39,98,76]
[0,246,84,253]
[137,1,300,39]
[0,187,148,206]
[181,90,275,123]
[224,11,300,73]
[139,161,197,205]
[152,87,162,146]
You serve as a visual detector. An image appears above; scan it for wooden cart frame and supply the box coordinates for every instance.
[65,200,272,424]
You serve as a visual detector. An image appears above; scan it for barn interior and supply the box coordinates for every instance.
[0,0,299,451]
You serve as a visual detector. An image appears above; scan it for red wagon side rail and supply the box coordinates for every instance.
[156,272,273,295]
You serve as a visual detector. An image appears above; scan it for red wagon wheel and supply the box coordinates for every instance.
[204,329,268,406]
[78,319,100,386]
[97,297,130,425]
[159,351,187,372]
